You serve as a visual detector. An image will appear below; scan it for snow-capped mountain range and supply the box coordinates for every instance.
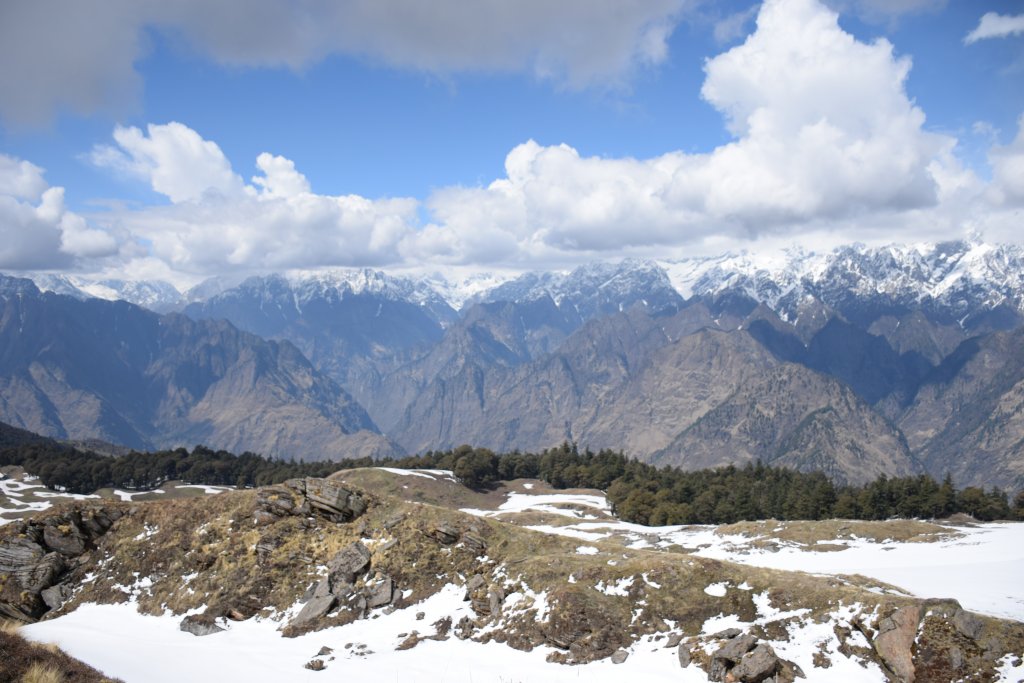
[19,239,1024,326]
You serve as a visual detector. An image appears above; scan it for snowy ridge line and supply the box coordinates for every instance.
[16,239,1024,315]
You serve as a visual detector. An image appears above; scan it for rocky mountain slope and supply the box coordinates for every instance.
[9,240,1024,491]
[389,306,919,485]
[3,470,1023,681]
[0,276,397,460]
[182,269,457,416]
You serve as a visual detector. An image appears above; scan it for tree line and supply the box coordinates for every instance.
[1,438,1020,524]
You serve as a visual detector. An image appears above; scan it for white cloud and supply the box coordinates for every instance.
[965,12,1024,45]
[89,123,417,275]
[64,0,1020,281]
[91,122,244,203]
[0,154,118,269]
[0,0,686,127]
[406,0,960,264]
[252,153,310,199]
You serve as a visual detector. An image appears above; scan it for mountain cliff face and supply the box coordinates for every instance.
[898,328,1024,492]
[182,270,457,422]
[0,276,397,460]
[388,307,919,485]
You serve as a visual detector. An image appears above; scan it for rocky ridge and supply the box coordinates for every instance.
[1,471,1022,681]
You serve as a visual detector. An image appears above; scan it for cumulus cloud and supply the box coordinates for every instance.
[405,0,959,264]
[89,123,416,274]
[0,0,685,127]
[0,155,118,269]
[90,122,245,203]
[73,0,1017,279]
[965,12,1024,45]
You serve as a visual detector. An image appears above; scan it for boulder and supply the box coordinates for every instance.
[77,508,122,536]
[464,574,486,600]
[952,608,984,641]
[255,478,366,523]
[364,574,394,609]
[311,578,333,600]
[732,643,780,682]
[678,643,692,667]
[665,632,684,648]
[714,633,758,663]
[874,605,921,683]
[714,628,743,639]
[0,537,46,574]
[327,541,371,585]
[611,649,629,664]
[21,552,67,593]
[709,633,758,682]
[255,485,301,517]
[291,595,336,628]
[180,614,225,636]
[42,521,86,557]
[40,583,72,611]
[304,479,367,521]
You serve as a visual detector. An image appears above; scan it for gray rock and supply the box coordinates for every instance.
[732,643,779,682]
[327,541,371,585]
[611,649,629,664]
[41,523,86,556]
[180,615,225,636]
[464,574,486,600]
[714,627,743,639]
[256,485,299,517]
[713,633,758,663]
[709,657,729,682]
[383,512,405,530]
[312,578,333,600]
[291,595,336,628]
[365,574,394,608]
[304,479,367,521]
[462,533,487,553]
[0,537,45,574]
[40,583,72,611]
[677,643,692,667]
[665,632,684,648]
[429,522,460,545]
[487,589,504,617]
[953,608,984,640]
[22,552,67,593]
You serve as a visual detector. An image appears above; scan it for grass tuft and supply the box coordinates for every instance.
[19,662,65,683]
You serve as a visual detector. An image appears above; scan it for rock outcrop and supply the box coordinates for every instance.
[255,478,367,525]
[287,541,397,633]
[0,504,125,621]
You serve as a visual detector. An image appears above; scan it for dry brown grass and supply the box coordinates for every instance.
[0,629,119,682]
[716,518,959,547]
[19,662,65,683]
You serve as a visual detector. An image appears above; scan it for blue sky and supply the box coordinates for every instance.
[0,0,1022,285]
